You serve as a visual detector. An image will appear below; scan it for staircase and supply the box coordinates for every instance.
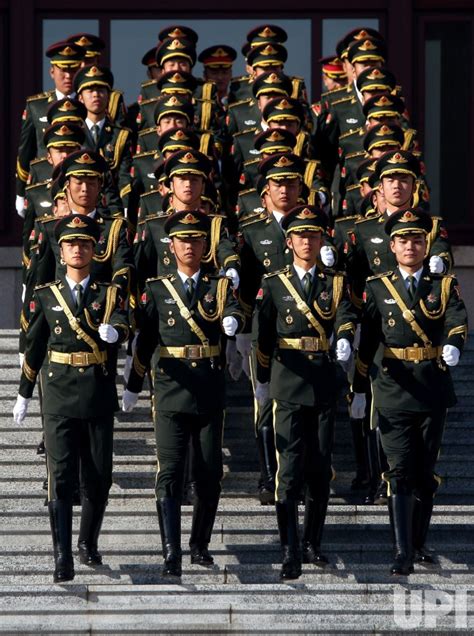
[1,329,473,633]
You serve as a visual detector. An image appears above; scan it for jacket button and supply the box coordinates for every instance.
[78,368,85,373]
[191,362,197,368]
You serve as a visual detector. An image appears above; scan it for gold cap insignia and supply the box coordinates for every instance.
[211,47,228,58]
[359,40,378,51]
[57,125,74,136]
[168,28,187,39]
[59,46,76,57]
[169,72,186,84]
[260,45,278,56]
[164,96,183,106]
[375,125,394,136]
[76,153,95,165]
[274,156,293,168]
[66,216,88,228]
[58,100,76,112]
[374,96,392,107]
[171,130,188,141]
[181,213,200,224]
[367,69,385,80]
[259,27,277,38]
[168,39,186,51]
[399,211,419,223]
[387,152,408,165]
[76,36,93,47]
[180,152,199,164]
[263,73,281,84]
[354,30,370,40]
[274,99,292,110]
[296,207,317,219]
[85,66,104,77]
[267,131,285,142]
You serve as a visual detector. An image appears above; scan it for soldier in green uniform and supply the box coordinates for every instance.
[350,208,468,575]
[74,65,133,210]
[66,33,127,127]
[198,45,237,106]
[239,127,296,191]
[122,210,245,577]
[13,214,130,582]
[254,205,357,579]
[15,41,84,216]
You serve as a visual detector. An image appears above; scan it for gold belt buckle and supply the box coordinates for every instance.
[185,345,203,359]
[404,347,419,361]
[71,352,88,366]
[301,337,318,351]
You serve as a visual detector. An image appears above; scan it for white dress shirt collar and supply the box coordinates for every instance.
[293,263,317,281]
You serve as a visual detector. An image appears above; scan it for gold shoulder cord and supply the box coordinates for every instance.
[107,90,120,121]
[278,273,328,346]
[50,285,102,359]
[313,273,343,321]
[419,276,451,319]
[109,129,129,171]
[380,277,432,346]
[304,160,317,189]
[93,218,122,263]
[198,277,229,322]
[201,216,222,267]
[426,217,438,255]
[161,278,210,346]
[294,132,305,157]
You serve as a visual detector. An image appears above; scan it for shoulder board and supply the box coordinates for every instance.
[34,280,60,290]
[321,85,347,99]
[339,128,363,140]
[323,268,346,277]
[243,158,259,167]
[263,266,290,279]
[290,75,304,81]
[140,189,161,198]
[239,188,257,196]
[355,213,383,225]
[335,214,360,224]
[233,128,257,137]
[231,74,249,82]
[431,215,443,221]
[240,212,267,227]
[134,150,156,159]
[228,98,252,109]
[146,274,173,282]
[25,180,49,191]
[37,214,56,223]
[138,127,156,137]
[27,90,53,102]
[140,97,160,106]
[30,157,48,166]
[345,150,366,160]
[331,96,353,106]
[145,211,171,222]
[367,271,393,282]
[141,80,156,88]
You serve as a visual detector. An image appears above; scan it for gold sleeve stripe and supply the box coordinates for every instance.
[448,325,468,340]
[22,359,37,382]
[120,183,132,198]
[20,311,29,332]
[133,354,146,378]
[337,322,356,336]
[223,254,240,266]
[16,158,29,182]
[256,348,270,367]
[355,356,369,377]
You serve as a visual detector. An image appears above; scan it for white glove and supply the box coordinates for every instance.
[442,344,460,367]
[19,353,24,368]
[255,381,270,406]
[123,354,133,384]
[99,323,119,343]
[16,195,25,219]
[122,389,139,412]
[320,245,335,267]
[13,394,30,424]
[350,392,366,419]
[318,191,327,206]
[226,339,242,381]
[226,268,240,290]
[336,338,351,362]
[21,284,26,303]
[429,255,444,274]
[222,316,238,337]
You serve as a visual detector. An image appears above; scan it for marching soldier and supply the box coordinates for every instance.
[122,210,245,577]
[13,214,130,582]
[255,205,357,579]
[15,41,84,216]
[350,208,468,575]
[74,65,133,209]
[198,45,237,106]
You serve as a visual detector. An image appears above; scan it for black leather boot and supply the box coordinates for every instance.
[390,494,414,576]
[48,500,74,583]
[156,497,182,576]
[275,500,301,580]
[189,498,219,566]
[350,419,369,490]
[256,421,276,505]
[302,497,329,567]
[77,499,106,565]
[413,496,436,564]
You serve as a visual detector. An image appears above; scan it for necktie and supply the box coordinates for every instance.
[302,272,312,300]
[186,277,194,301]
[407,275,417,301]
[91,124,99,145]
[74,283,83,307]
